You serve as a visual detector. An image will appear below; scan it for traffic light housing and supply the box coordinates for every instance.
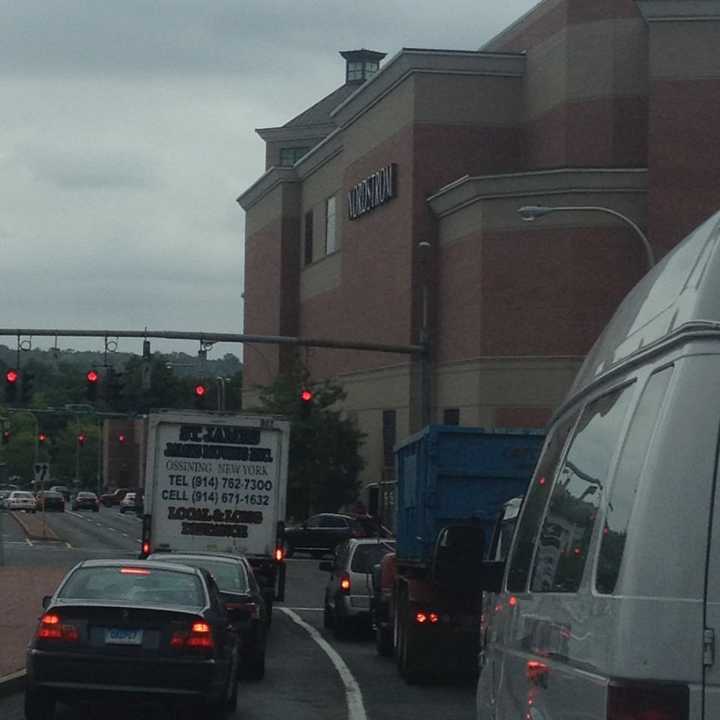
[193,383,208,409]
[86,369,100,401]
[299,388,314,418]
[5,368,19,403]
[21,371,34,405]
[105,368,125,409]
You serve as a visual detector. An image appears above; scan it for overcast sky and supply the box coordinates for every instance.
[0,0,537,357]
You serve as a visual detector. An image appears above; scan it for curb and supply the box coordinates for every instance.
[10,511,61,542]
[0,669,26,698]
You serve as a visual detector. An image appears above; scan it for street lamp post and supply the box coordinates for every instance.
[517,205,655,271]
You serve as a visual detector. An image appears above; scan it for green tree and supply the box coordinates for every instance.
[252,362,365,519]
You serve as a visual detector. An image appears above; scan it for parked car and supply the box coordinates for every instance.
[321,538,395,637]
[7,490,37,513]
[284,513,391,557]
[0,489,12,509]
[24,559,239,720]
[36,491,65,512]
[99,488,128,507]
[119,492,137,514]
[71,492,100,512]
[49,485,71,502]
[476,211,720,720]
[148,551,268,680]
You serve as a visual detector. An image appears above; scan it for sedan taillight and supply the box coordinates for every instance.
[171,619,215,652]
[36,613,79,642]
[226,601,260,620]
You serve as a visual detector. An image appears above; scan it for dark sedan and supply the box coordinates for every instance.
[283,513,392,557]
[25,559,239,720]
[35,491,65,512]
[71,492,100,512]
[148,551,268,680]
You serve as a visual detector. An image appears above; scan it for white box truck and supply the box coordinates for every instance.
[140,410,289,607]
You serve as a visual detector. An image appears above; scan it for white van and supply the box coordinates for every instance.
[477,210,720,720]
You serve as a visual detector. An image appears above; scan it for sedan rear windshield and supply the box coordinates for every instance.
[351,543,395,573]
[11,492,33,499]
[169,558,249,593]
[59,566,206,607]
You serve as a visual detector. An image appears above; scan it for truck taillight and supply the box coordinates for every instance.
[37,613,79,641]
[415,610,440,625]
[274,546,284,562]
[607,681,688,720]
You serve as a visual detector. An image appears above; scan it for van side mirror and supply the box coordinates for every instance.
[42,595,51,610]
[431,524,486,590]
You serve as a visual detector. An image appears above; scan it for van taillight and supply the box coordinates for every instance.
[607,681,688,720]
[340,575,351,593]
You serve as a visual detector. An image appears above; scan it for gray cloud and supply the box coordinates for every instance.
[0,0,538,353]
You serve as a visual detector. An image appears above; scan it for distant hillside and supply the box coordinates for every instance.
[0,345,242,378]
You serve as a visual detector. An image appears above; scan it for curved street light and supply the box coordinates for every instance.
[517,205,655,271]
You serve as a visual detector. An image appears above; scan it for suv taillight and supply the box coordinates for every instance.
[339,574,351,594]
[36,613,79,642]
[607,681,688,720]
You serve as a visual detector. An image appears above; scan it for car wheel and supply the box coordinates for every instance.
[246,650,266,681]
[24,688,55,720]
[323,601,334,629]
[376,622,394,657]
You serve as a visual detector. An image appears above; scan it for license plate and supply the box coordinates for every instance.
[105,628,143,645]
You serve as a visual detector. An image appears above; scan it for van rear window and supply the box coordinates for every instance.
[596,367,673,594]
[530,384,634,593]
[507,412,578,592]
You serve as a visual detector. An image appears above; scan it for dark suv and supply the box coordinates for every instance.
[283,513,390,558]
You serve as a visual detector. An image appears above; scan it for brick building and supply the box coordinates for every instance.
[238,0,720,504]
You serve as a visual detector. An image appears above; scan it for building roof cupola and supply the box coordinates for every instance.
[340,49,386,85]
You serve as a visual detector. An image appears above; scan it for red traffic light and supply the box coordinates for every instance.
[2,430,10,444]
[117,433,127,444]
[38,432,48,443]
[86,370,99,383]
[194,384,207,398]
[77,433,87,446]
[300,389,313,402]
[5,369,19,384]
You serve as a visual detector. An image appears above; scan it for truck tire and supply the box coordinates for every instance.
[397,593,425,684]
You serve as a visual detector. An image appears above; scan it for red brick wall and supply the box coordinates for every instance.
[481,227,644,357]
[648,78,720,254]
[489,0,641,53]
[243,218,283,387]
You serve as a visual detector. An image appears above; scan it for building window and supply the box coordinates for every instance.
[529,383,634,594]
[304,211,314,265]
[443,408,460,426]
[325,196,337,254]
[347,61,364,82]
[279,146,309,166]
[382,410,396,468]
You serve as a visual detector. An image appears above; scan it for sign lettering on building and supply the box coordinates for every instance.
[347,164,397,220]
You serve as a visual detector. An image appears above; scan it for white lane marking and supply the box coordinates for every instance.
[25,537,33,547]
[278,607,367,720]
[95,523,103,527]
[65,542,73,549]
